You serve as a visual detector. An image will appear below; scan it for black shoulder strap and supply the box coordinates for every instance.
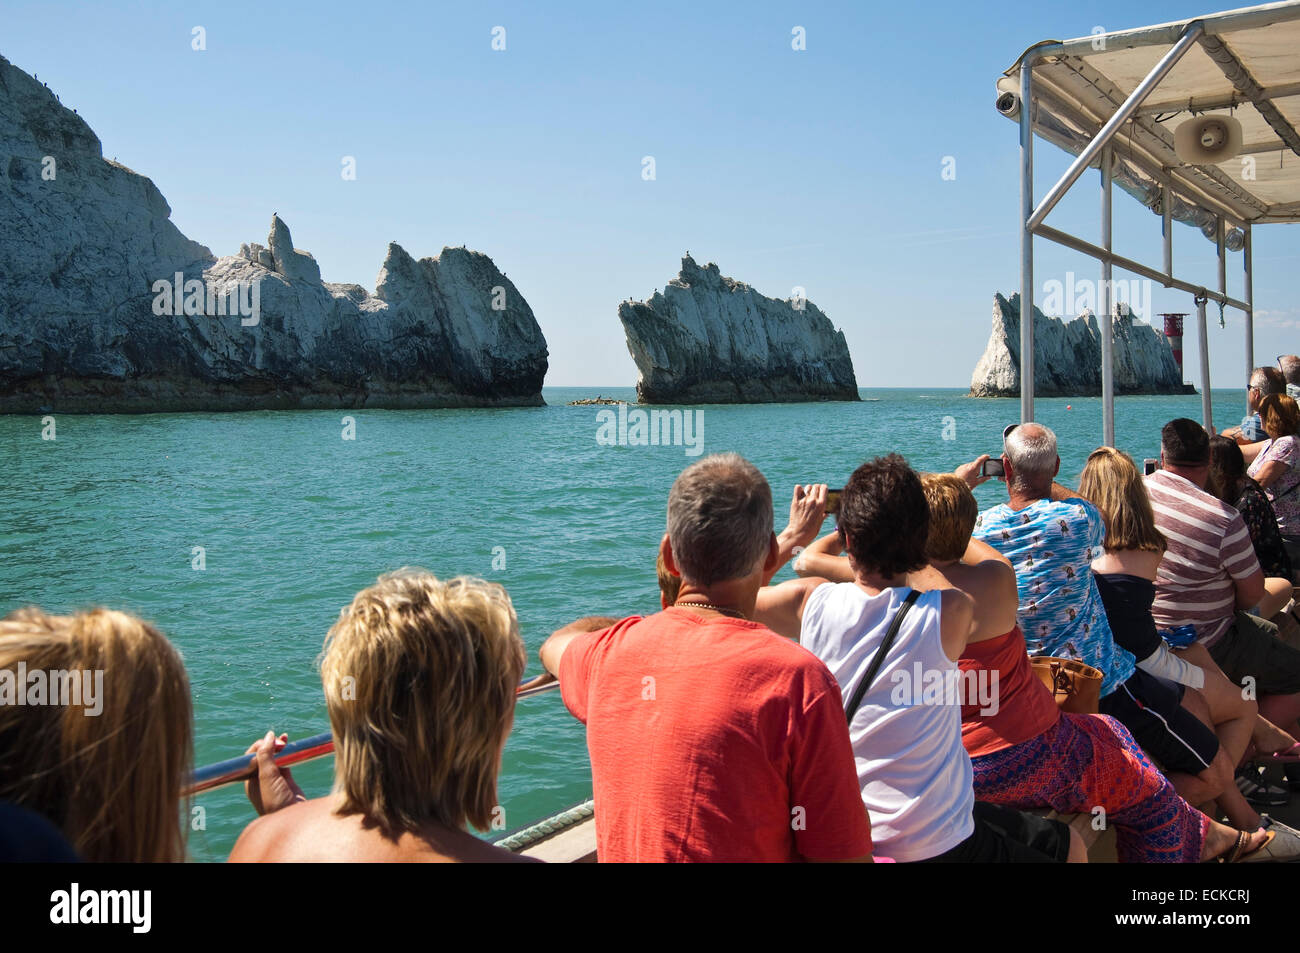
[844,589,922,724]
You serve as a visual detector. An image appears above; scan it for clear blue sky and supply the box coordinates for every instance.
[6,0,1297,388]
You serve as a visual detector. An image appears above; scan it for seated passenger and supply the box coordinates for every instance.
[1081,447,1300,828]
[918,474,1288,862]
[1223,366,1284,446]
[230,569,533,862]
[757,456,1081,863]
[1208,435,1295,592]
[1146,420,1300,759]
[1246,393,1300,568]
[973,424,1229,812]
[0,607,193,862]
[541,453,873,862]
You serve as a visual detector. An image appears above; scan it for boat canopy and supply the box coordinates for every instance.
[999,0,1300,439]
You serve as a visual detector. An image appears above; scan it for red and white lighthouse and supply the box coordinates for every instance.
[1161,313,1187,380]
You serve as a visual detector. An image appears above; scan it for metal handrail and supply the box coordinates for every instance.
[185,673,561,796]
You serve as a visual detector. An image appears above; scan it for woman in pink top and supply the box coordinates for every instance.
[1247,394,1300,548]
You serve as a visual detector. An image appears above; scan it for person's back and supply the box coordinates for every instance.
[230,569,533,864]
[560,607,866,862]
[800,583,974,861]
[229,794,529,862]
[542,452,872,863]
[975,495,1135,695]
[1145,467,1253,646]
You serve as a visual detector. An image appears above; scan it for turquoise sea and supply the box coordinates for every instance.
[0,385,1257,861]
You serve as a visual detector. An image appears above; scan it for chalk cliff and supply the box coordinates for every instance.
[0,54,547,412]
[618,256,859,403]
[969,293,1190,397]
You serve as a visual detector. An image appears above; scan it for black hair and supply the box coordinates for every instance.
[837,454,929,579]
[1161,418,1209,467]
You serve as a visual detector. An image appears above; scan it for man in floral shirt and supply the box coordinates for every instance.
[974,424,1224,791]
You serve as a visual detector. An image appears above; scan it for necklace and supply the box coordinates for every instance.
[675,601,748,620]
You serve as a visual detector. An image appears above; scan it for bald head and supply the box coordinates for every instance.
[1004,423,1059,496]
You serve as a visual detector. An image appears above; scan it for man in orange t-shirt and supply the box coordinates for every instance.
[540,453,872,863]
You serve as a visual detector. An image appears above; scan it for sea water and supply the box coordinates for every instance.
[0,386,1254,860]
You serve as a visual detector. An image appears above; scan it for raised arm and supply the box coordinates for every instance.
[1048,481,1079,502]
[762,484,830,585]
[754,577,826,640]
[540,616,619,676]
[795,530,854,582]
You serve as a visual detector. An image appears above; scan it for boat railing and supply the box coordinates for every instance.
[185,672,561,796]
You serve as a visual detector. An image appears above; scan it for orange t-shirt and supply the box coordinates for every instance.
[559,606,873,862]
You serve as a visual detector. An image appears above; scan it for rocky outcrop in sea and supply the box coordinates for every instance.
[0,54,547,412]
[618,256,859,404]
[969,293,1191,397]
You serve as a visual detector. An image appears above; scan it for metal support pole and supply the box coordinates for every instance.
[1197,295,1213,430]
[1027,21,1205,231]
[1101,147,1115,447]
[1020,61,1035,424]
[1244,223,1254,380]
[1162,188,1173,278]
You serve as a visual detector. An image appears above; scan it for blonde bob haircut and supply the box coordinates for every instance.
[0,607,192,863]
[1078,447,1167,554]
[920,473,979,561]
[319,569,525,835]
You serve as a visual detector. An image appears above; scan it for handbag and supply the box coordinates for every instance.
[1030,656,1103,714]
[844,589,922,723]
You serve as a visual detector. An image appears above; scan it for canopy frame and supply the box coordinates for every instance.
[1009,1,1300,436]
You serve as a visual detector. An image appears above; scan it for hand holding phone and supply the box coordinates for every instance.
[980,458,1005,479]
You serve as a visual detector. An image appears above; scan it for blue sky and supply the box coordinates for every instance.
[5,0,1297,388]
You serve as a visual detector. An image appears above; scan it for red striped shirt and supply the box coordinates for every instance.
[1145,470,1261,647]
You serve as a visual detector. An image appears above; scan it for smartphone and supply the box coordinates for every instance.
[981,458,1005,478]
[1144,458,1158,475]
[825,489,843,514]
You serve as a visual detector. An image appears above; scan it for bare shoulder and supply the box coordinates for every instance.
[227,798,334,862]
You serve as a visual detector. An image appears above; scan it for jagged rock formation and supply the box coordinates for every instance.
[0,54,547,412]
[969,293,1191,397]
[618,256,859,403]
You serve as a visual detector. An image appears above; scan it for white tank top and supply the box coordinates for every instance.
[801,583,974,862]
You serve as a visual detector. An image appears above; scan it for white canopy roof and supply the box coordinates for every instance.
[999,0,1300,228]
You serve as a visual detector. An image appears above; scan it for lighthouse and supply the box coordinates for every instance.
[1160,313,1187,381]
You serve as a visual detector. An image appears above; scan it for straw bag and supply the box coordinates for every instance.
[1030,656,1103,714]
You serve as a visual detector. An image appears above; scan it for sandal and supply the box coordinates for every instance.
[1214,829,1276,863]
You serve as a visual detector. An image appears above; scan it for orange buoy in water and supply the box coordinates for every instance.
[1066,405,1072,410]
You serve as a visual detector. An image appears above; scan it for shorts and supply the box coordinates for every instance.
[1209,610,1300,695]
[912,801,1070,863]
[1098,669,1219,775]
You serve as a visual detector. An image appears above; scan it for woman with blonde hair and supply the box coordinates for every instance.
[0,607,193,862]
[1081,447,1300,833]
[230,569,533,862]
[919,473,1280,862]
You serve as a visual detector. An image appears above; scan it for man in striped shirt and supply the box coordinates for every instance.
[1147,419,1300,707]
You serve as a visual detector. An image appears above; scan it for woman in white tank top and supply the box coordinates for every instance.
[756,455,1081,862]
